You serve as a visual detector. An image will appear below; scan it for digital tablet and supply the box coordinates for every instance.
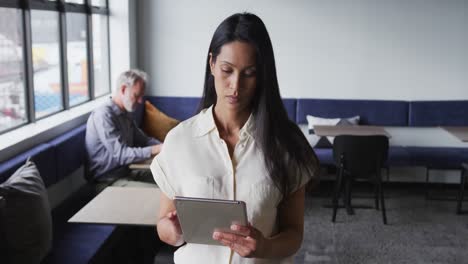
[174,196,248,246]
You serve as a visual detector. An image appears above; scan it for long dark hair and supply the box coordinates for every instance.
[198,13,319,196]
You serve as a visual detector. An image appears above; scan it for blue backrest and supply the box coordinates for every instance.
[0,143,57,187]
[409,100,468,127]
[48,125,86,182]
[142,96,297,122]
[1,125,87,187]
[146,96,201,121]
[282,99,297,121]
[296,99,409,126]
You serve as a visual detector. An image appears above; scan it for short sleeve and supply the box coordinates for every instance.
[288,155,315,194]
[150,150,176,199]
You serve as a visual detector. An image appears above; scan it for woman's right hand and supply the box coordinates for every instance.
[158,210,184,246]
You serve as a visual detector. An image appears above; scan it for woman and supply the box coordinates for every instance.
[151,13,319,263]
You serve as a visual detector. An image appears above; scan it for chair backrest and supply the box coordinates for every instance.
[333,135,389,176]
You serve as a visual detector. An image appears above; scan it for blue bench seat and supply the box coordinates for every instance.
[0,125,117,264]
[387,147,412,167]
[407,147,468,170]
[313,148,334,166]
[42,184,116,264]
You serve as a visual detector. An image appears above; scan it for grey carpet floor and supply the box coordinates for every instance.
[155,185,468,264]
[295,187,468,264]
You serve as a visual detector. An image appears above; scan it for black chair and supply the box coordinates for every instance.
[457,163,467,214]
[331,135,389,224]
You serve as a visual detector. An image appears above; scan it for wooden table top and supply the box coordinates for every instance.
[69,187,161,226]
[128,157,153,170]
[442,126,468,142]
[313,125,390,137]
[308,125,468,147]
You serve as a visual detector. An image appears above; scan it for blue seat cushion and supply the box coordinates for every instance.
[0,144,56,187]
[409,100,468,126]
[313,148,334,166]
[44,185,116,264]
[296,99,408,126]
[386,147,411,167]
[49,125,86,182]
[407,147,466,170]
[314,147,411,167]
[44,224,116,264]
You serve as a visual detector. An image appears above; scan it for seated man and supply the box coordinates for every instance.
[86,69,161,187]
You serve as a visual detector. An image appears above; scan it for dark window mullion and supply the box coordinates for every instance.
[90,7,108,15]
[58,0,69,109]
[105,14,111,94]
[21,0,35,123]
[0,0,21,8]
[64,4,86,13]
[29,0,59,11]
[85,0,94,100]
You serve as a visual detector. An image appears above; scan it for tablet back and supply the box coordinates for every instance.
[174,196,247,245]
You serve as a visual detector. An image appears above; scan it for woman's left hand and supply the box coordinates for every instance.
[212,223,268,258]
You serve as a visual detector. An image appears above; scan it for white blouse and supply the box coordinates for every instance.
[151,106,310,264]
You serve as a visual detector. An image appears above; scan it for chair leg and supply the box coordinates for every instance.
[425,168,431,200]
[345,176,354,215]
[378,174,387,225]
[374,177,379,210]
[332,166,344,222]
[457,168,467,214]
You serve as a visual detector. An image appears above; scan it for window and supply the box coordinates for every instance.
[65,0,84,4]
[66,12,89,106]
[0,0,110,134]
[31,10,63,118]
[91,0,106,7]
[0,7,27,133]
[92,14,110,97]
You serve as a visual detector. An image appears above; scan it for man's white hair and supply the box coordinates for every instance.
[115,69,148,94]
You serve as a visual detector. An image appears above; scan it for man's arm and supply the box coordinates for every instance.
[133,123,160,146]
[93,111,153,165]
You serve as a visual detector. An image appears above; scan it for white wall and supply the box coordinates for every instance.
[137,0,468,100]
[109,0,131,92]
[128,0,138,69]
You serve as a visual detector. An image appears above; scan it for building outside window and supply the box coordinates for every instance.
[0,0,110,134]
[31,10,63,118]
[66,12,89,107]
[0,7,27,132]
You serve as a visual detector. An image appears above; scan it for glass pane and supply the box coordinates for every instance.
[65,0,85,4]
[0,8,27,133]
[66,13,89,106]
[92,14,110,97]
[91,0,107,7]
[31,10,63,119]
